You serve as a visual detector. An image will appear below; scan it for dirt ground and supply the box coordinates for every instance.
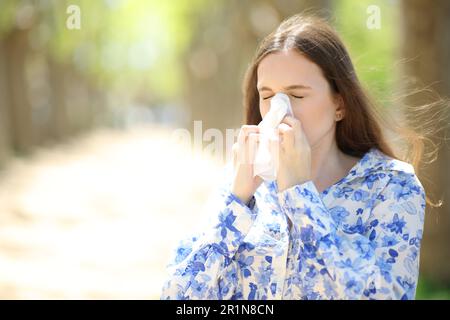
[0,125,225,299]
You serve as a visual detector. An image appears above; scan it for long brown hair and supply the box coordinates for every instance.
[242,13,441,207]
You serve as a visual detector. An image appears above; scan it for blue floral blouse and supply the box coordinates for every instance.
[160,148,426,300]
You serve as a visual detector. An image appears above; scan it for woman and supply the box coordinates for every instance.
[161,14,426,300]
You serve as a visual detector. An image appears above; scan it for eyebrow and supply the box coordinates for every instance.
[257,84,312,92]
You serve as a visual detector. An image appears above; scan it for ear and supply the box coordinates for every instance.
[334,94,345,118]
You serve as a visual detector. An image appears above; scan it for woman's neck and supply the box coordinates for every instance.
[310,137,358,194]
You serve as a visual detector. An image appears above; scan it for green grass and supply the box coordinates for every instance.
[416,277,450,300]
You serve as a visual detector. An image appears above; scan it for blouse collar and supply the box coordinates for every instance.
[263,147,416,193]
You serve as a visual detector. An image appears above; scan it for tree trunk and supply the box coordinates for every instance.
[400,0,450,284]
[47,57,69,141]
[0,40,12,165]
[4,29,33,155]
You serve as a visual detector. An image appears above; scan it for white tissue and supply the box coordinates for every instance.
[253,92,293,181]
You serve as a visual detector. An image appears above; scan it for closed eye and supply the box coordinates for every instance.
[262,94,304,100]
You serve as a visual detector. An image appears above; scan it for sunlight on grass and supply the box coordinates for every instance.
[0,125,224,299]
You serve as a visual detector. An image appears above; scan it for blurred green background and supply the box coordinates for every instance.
[0,0,449,299]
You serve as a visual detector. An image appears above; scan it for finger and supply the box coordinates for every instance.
[281,115,301,128]
[237,125,259,146]
[278,123,291,132]
[268,136,280,170]
[247,132,260,147]
[232,142,239,168]
[246,132,260,164]
[237,130,259,164]
[280,116,304,136]
[278,123,294,147]
[282,116,306,148]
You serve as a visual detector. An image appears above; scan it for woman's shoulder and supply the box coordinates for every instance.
[359,148,414,174]
[327,148,424,202]
[360,148,425,195]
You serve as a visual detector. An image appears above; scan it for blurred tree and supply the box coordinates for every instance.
[400,0,450,284]
[0,39,11,164]
[334,0,398,104]
[3,28,34,155]
[183,0,330,156]
[47,57,70,140]
[0,1,37,155]
[0,0,206,163]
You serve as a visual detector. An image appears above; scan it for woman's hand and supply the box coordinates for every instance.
[273,116,312,192]
[231,125,263,205]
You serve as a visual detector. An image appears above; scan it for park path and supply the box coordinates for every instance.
[0,125,224,299]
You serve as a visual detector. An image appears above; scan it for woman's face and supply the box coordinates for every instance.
[256,49,342,148]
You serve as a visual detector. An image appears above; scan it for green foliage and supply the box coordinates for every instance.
[334,0,399,105]
[1,0,207,101]
[0,0,17,35]
[416,277,450,300]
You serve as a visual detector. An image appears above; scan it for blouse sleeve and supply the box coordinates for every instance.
[160,165,259,300]
[277,171,426,300]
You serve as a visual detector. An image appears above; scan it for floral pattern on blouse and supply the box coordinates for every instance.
[160,147,426,300]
